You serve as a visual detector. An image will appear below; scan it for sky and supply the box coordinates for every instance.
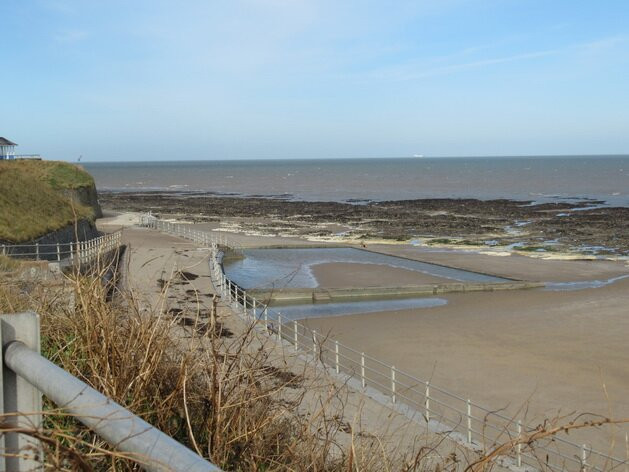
[1,0,628,161]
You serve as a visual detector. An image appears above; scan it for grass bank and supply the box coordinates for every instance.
[0,161,95,242]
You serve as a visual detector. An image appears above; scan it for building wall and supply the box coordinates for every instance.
[0,145,17,159]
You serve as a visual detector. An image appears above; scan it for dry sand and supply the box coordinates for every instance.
[311,262,452,287]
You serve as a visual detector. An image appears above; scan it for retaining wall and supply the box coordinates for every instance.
[0,220,100,260]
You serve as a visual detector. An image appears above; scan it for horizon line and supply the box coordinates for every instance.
[71,153,629,164]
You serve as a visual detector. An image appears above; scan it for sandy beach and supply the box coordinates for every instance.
[99,209,629,454]
[303,262,629,452]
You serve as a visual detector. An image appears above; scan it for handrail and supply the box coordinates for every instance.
[0,230,122,264]
[140,215,628,472]
[3,341,220,471]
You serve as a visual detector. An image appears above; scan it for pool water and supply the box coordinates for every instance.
[223,247,510,289]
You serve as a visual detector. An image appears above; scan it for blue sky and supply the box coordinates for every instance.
[1,0,628,161]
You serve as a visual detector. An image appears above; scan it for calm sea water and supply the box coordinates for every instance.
[84,156,629,206]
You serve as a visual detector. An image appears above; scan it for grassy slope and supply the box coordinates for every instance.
[5,159,95,190]
[0,161,94,242]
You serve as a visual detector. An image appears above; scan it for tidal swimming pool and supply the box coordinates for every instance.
[222,247,510,289]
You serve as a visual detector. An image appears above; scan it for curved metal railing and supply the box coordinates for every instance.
[1,230,122,265]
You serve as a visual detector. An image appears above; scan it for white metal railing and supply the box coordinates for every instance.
[1,230,122,265]
[0,312,220,471]
[141,215,628,472]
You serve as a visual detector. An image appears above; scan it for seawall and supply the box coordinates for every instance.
[0,219,100,260]
[247,281,544,305]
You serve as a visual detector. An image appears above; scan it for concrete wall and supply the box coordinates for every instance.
[0,220,100,260]
[249,281,544,305]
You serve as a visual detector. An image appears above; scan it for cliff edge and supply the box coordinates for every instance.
[0,160,102,243]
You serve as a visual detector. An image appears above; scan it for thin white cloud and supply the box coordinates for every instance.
[366,48,561,82]
[407,49,561,80]
[579,35,629,54]
[366,35,629,82]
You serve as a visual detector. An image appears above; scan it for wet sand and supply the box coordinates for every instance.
[311,262,452,288]
[303,277,629,451]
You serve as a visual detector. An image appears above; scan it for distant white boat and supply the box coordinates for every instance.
[413,154,424,158]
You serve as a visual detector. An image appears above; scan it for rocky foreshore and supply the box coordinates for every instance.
[99,191,629,256]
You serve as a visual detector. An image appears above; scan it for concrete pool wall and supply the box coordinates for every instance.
[247,280,543,305]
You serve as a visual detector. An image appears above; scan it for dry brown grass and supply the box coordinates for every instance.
[0,254,21,271]
[0,165,93,242]
[0,160,95,190]
[0,261,430,470]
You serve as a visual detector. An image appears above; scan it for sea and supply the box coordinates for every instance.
[84,155,629,207]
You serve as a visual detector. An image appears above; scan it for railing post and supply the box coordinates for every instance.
[425,381,430,424]
[35,242,39,260]
[70,241,74,262]
[252,298,256,320]
[277,314,282,342]
[361,352,365,388]
[312,330,317,358]
[582,444,588,471]
[335,341,339,374]
[517,420,522,467]
[56,242,61,261]
[0,311,42,470]
[293,320,298,349]
[391,366,396,404]
[625,433,628,472]
[467,399,472,444]
[242,290,247,317]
